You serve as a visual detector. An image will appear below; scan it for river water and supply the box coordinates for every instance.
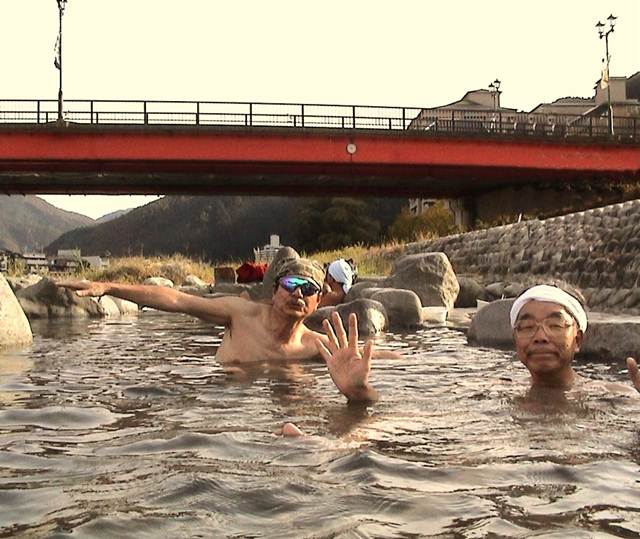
[0,312,639,538]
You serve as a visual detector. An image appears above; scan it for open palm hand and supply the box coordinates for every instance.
[315,312,377,403]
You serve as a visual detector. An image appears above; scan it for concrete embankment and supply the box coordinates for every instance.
[403,199,640,314]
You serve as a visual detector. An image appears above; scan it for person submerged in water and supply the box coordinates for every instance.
[318,258,357,308]
[509,284,640,394]
[57,257,379,404]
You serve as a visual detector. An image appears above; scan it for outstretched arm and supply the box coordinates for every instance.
[315,312,378,404]
[56,279,244,326]
[626,357,640,392]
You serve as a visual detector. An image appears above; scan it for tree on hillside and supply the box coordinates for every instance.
[389,202,459,242]
[294,197,381,252]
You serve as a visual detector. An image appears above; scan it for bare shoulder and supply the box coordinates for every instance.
[302,326,328,344]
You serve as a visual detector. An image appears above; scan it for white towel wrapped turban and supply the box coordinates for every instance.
[509,284,588,332]
[327,259,354,294]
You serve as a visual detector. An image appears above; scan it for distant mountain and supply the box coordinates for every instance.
[96,209,131,224]
[0,195,94,253]
[46,196,301,261]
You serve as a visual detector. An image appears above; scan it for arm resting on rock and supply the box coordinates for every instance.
[56,280,243,326]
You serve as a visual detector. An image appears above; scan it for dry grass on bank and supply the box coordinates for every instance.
[306,241,407,277]
[80,254,218,285]
[11,242,409,284]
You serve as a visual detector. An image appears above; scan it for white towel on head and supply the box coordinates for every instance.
[328,259,353,294]
[509,284,587,331]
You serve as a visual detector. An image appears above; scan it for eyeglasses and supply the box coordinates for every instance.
[278,275,321,297]
[514,317,575,339]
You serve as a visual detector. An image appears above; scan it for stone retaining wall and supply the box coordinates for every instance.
[403,199,640,314]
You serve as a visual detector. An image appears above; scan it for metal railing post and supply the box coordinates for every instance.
[249,103,253,126]
[90,100,94,124]
[402,108,406,129]
[451,110,455,131]
[301,104,305,127]
[196,102,200,125]
[37,100,41,124]
[143,101,148,124]
[352,106,356,128]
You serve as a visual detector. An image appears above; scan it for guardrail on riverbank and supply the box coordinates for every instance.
[0,99,638,142]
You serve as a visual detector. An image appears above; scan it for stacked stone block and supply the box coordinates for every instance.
[404,199,640,314]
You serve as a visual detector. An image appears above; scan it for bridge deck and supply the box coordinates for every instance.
[0,123,638,197]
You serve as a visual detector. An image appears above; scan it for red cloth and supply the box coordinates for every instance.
[236,261,268,283]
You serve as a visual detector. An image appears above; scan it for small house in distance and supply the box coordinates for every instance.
[22,252,49,273]
[51,249,110,272]
[0,249,20,273]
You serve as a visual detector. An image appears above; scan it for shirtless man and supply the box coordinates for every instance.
[318,258,356,308]
[57,257,378,404]
[510,284,640,392]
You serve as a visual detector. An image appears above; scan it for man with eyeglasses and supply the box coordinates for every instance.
[510,284,639,392]
[57,257,378,404]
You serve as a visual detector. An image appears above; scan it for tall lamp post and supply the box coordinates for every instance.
[55,0,68,122]
[488,79,501,132]
[488,79,501,111]
[596,14,616,136]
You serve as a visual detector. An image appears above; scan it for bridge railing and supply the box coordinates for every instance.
[0,99,637,141]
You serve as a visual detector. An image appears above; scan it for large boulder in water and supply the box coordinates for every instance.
[467,298,515,348]
[455,275,485,308]
[384,252,459,311]
[579,313,640,360]
[368,288,422,328]
[0,274,33,348]
[305,299,387,336]
[16,278,106,319]
[6,274,43,293]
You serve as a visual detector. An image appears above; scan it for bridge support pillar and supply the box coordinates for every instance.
[446,198,475,229]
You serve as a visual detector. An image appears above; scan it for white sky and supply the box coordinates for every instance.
[2,0,638,219]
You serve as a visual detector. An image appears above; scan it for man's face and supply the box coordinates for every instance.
[513,300,583,379]
[272,275,322,319]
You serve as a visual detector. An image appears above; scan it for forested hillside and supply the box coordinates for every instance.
[0,195,94,252]
[46,196,406,262]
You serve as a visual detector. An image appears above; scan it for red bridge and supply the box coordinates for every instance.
[0,99,638,197]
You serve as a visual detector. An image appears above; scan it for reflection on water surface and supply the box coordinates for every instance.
[0,313,639,537]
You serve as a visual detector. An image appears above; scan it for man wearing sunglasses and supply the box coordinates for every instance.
[510,284,639,392]
[57,257,378,403]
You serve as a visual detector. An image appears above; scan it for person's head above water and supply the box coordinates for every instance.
[273,257,325,290]
[326,259,356,295]
[509,284,587,388]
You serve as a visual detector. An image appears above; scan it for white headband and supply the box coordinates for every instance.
[509,285,588,332]
[327,259,353,294]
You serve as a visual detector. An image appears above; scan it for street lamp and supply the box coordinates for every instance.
[488,79,501,111]
[596,14,616,136]
[55,0,68,122]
